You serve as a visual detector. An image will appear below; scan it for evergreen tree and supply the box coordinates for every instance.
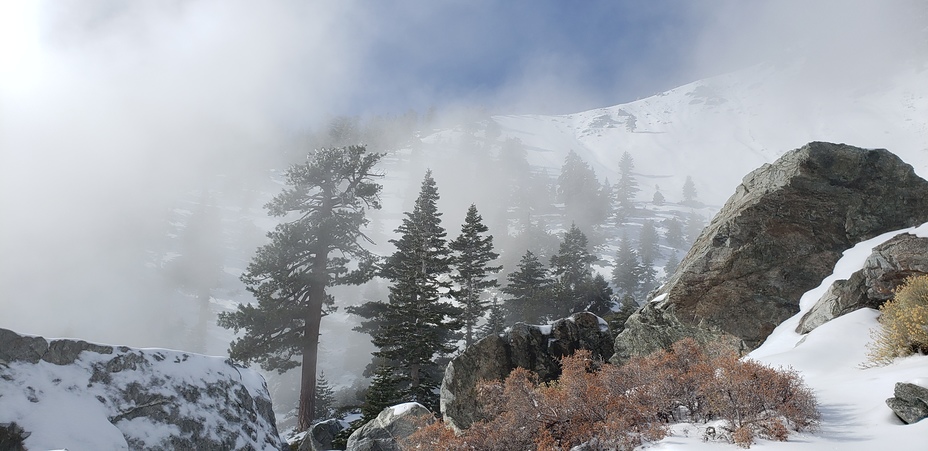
[606,295,638,333]
[557,151,610,231]
[583,273,615,317]
[612,232,641,297]
[314,371,337,421]
[663,216,685,249]
[502,250,553,324]
[638,220,661,263]
[652,184,665,206]
[360,365,402,422]
[450,204,503,347]
[479,297,507,339]
[638,253,658,299]
[615,151,640,219]
[682,175,699,206]
[550,224,597,318]
[349,171,462,412]
[663,251,680,280]
[218,145,381,431]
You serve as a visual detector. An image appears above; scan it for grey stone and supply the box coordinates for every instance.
[886,382,928,424]
[299,418,344,451]
[440,312,613,430]
[346,403,433,451]
[0,328,48,364]
[798,233,928,333]
[614,142,928,360]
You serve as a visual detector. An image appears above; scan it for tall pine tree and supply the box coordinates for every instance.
[612,231,641,297]
[450,204,502,347]
[502,250,553,324]
[349,171,462,412]
[615,151,639,220]
[550,224,597,318]
[218,145,381,431]
[314,371,337,420]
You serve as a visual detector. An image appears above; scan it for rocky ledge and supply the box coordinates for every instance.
[0,328,283,450]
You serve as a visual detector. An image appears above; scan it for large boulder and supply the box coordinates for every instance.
[0,328,283,450]
[440,312,612,430]
[886,382,928,424]
[345,403,433,451]
[613,142,928,362]
[798,233,928,333]
[298,418,344,451]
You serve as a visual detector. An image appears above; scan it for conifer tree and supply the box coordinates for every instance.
[450,204,503,347]
[615,151,639,219]
[685,212,706,244]
[638,253,658,299]
[583,273,615,317]
[550,224,597,318]
[612,232,641,297]
[682,175,699,206]
[349,171,462,412]
[663,252,680,280]
[557,151,610,231]
[502,250,553,324]
[638,220,661,263]
[361,365,402,422]
[314,371,337,421]
[652,184,665,206]
[480,297,507,339]
[663,216,685,249]
[218,145,381,430]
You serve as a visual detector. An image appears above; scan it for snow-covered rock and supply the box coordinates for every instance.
[0,328,283,450]
[345,402,432,451]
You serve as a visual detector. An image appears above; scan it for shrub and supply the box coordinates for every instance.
[404,339,819,450]
[867,275,928,366]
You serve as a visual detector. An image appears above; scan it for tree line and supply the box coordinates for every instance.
[218,143,706,431]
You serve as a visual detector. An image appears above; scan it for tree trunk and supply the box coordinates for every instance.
[298,249,329,431]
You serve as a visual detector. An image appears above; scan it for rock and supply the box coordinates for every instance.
[886,382,928,424]
[614,142,928,361]
[441,312,612,430]
[797,233,928,333]
[0,328,283,450]
[346,402,433,451]
[299,418,344,451]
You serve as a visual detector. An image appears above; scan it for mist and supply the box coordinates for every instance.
[1,0,926,420]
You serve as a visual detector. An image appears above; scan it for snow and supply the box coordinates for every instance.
[646,225,928,449]
[0,340,280,450]
[390,402,420,416]
[537,324,553,335]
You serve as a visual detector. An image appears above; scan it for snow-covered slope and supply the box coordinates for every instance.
[478,61,928,207]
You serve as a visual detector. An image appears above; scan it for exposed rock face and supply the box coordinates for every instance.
[614,142,928,361]
[798,233,928,333]
[440,312,612,430]
[886,382,928,424]
[345,403,433,451]
[0,328,283,450]
[299,418,344,451]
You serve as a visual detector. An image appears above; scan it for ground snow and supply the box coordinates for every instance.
[647,225,928,449]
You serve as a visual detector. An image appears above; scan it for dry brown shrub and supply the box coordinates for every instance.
[732,425,754,448]
[867,275,928,366]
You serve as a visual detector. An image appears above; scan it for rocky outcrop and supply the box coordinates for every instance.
[798,233,928,333]
[613,142,928,361]
[441,312,612,430]
[0,328,283,450]
[886,382,928,424]
[346,403,433,451]
[298,418,345,451]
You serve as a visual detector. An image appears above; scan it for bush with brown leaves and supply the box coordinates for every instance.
[403,338,819,450]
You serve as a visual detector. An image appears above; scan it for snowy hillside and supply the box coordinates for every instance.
[479,61,928,207]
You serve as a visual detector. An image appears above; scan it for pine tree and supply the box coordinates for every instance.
[638,253,658,299]
[361,365,402,422]
[349,171,462,412]
[615,151,639,219]
[218,145,381,431]
[612,232,641,297]
[663,216,685,249]
[450,204,503,347]
[583,273,614,317]
[479,297,507,339]
[314,371,337,421]
[502,250,553,324]
[652,184,665,206]
[685,212,706,245]
[663,251,680,280]
[557,151,609,231]
[682,175,699,206]
[638,220,661,263]
[550,224,597,318]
